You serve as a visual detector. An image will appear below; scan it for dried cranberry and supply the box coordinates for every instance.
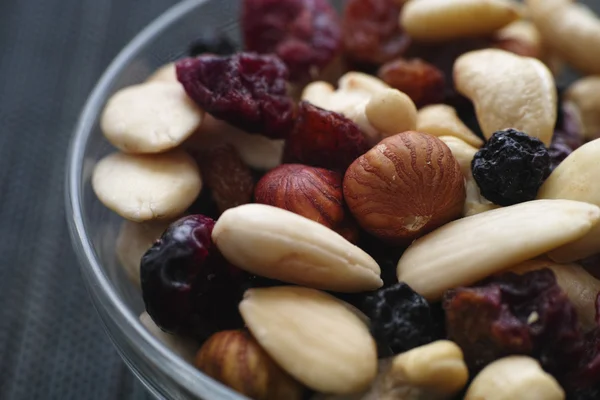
[549,135,573,171]
[377,58,445,108]
[242,0,341,83]
[140,215,247,340]
[342,0,411,67]
[363,282,442,355]
[550,101,585,170]
[283,101,369,172]
[444,269,584,376]
[471,128,551,206]
[176,53,295,139]
[405,38,491,101]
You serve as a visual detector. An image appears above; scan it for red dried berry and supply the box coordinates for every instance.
[242,0,341,83]
[195,144,255,214]
[342,0,411,67]
[444,269,584,376]
[176,53,295,139]
[377,58,445,108]
[283,101,370,172]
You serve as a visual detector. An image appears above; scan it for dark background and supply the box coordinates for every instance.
[0,0,178,399]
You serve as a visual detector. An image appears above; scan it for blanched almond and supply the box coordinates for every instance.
[401,0,519,42]
[538,139,600,262]
[397,199,600,300]
[213,204,382,292]
[92,150,201,222]
[101,82,203,153]
[239,286,378,394]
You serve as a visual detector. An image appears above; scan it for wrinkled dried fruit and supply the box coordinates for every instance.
[194,144,254,214]
[363,282,442,355]
[444,269,584,377]
[188,32,236,57]
[140,215,248,340]
[342,0,411,67]
[377,58,445,108]
[283,101,370,172]
[550,101,585,170]
[176,53,295,139]
[472,129,551,206]
[242,0,341,82]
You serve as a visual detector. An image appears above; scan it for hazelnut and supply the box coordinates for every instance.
[254,164,345,230]
[195,329,304,400]
[343,131,465,244]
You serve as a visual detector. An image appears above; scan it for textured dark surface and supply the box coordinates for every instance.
[0,0,177,399]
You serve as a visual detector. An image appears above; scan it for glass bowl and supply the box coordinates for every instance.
[66,0,254,398]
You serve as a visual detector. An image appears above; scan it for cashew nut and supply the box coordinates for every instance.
[312,341,468,400]
[511,258,600,332]
[538,139,600,263]
[139,312,198,363]
[417,105,483,148]
[565,76,600,141]
[465,356,565,400]
[454,49,557,145]
[185,114,284,171]
[302,73,418,145]
[527,0,600,75]
[400,0,520,42]
[438,136,500,217]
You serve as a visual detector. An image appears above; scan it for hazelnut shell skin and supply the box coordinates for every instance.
[343,131,465,244]
[195,329,304,400]
[254,164,345,229]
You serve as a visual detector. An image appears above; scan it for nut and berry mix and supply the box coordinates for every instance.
[93,0,600,398]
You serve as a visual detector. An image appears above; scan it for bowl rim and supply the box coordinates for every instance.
[65,0,245,398]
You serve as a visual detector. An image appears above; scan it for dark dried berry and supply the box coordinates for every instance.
[549,135,573,171]
[363,282,441,355]
[140,215,247,340]
[471,128,551,206]
[242,0,341,83]
[550,101,585,170]
[377,58,445,108]
[283,101,369,172]
[176,53,295,139]
[342,0,411,67]
[188,33,236,57]
[444,269,584,376]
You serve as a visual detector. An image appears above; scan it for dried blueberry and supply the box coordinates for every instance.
[471,128,551,206]
[363,282,441,355]
[176,53,295,139]
[282,101,370,172]
[187,33,236,57]
[242,0,341,83]
[549,135,574,171]
[140,215,247,340]
[444,269,584,376]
